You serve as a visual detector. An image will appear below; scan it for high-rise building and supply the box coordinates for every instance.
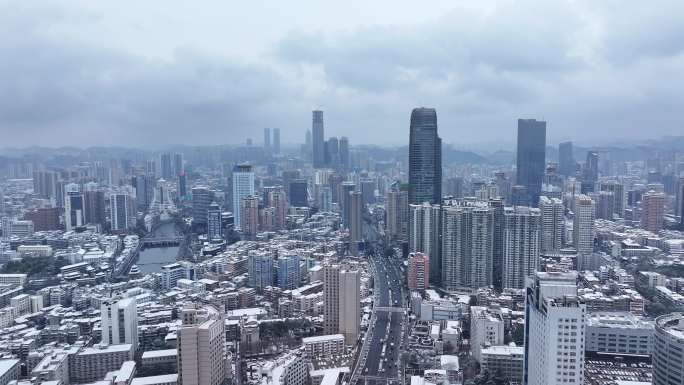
[135,175,155,210]
[273,128,281,154]
[324,264,360,345]
[441,202,494,290]
[173,153,184,176]
[408,107,442,205]
[407,252,429,291]
[232,164,255,230]
[145,159,156,177]
[511,185,529,207]
[582,151,599,193]
[159,153,173,180]
[261,207,276,231]
[277,254,301,290]
[523,271,586,385]
[315,184,332,212]
[558,141,575,177]
[543,163,562,190]
[84,190,106,227]
[641,190,665,233]
[339,136,349,171]
[599,180,625,218]
[592,191,615,220]
[409,202,441,285]
[177,306,226,385]
[360,178,375,205]
[502,206,541,290]
[446,177,464,199]
[516,118,546,207]
[178,172,187,199]
[679,178,684,230]
[101,297,138,350]
[191,187,214,227]
[64,189,85,231]
[386,187,409,243]
[32,170,58,199]
[240,195,260,238]
[282,169,300,199]
[339,268,360,345]
[264,127,271,151]
[327,174,343,204]
[90,161,109,185]
[349,191,363,256]
[494,173,512,204]
[539,196,564,255]
[653,313,684,385]
[110,193,133,231]
[312,110,325,168]
[304,130,312,161]
[248,252,274,291]
[323,264,341,337]
[339,181,356,228]
[288,179,308,207]
[470,306,504,363]
[490,198,505,290]
[573,194,595,256]
[267,186,288,229]
[207,202,222,240]
[325,136,339,167]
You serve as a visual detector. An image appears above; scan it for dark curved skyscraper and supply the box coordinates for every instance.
[516,118,546,207]
[409,107,441,204]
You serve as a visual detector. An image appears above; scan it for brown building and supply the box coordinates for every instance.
[24,207,61,231]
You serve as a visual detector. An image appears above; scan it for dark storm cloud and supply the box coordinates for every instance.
[1,1,683,147]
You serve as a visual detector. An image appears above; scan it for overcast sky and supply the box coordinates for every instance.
[1,0,683,148]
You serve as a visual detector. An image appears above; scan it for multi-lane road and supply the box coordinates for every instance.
[353,246,408,385]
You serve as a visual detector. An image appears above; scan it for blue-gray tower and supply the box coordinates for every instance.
[408,108,442,205]
[516,118,546,207]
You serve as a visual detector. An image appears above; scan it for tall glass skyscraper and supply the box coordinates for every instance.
[558,141,574,176]
[272,128,280,154]
[312,110,325,168]
[583,150,599,193]
[408,107,441,205]
[516,118,546,207]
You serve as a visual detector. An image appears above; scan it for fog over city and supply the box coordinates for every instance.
[1,0,683,148]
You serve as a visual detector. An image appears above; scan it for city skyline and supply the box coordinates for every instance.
[1,3,684,385]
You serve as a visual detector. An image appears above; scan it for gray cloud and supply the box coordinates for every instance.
[0,1,683,148]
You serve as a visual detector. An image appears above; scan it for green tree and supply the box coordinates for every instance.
[1,256,52,276]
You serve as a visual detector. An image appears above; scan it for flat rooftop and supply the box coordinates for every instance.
[131,374,178,385]
[302,334,344,344]
[78,344,133,355]
[141,349,177,359]
[0,359,19,375]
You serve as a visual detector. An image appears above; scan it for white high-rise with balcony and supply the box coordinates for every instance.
[503,206,541,290]
[101,297,138,351]
[573,195,595,255]
[232,164,255,230]
[539,196,564,255]
[524,271,586,385]
[177,306,227,385]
